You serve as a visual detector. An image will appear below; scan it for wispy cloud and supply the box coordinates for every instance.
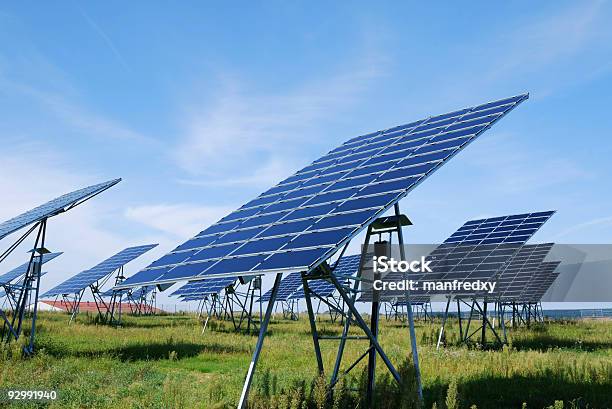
[75,4,131,72]
[505,1,604,67]
[171,47,388,189]
[0,75,153,143]
[462,131,592,194]
[124,203,235,239]
[552,216,612,241]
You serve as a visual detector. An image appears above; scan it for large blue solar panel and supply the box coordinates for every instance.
[172,277,236,299]
[496,244,554,301]
[117,95,528,289]
[43,244,157,297]
[259,272,303,302]
[0,252,63,285]
[0,179,121,241]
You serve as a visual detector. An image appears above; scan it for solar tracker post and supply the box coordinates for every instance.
[0,219,47,353]
[331,225,373,387]
[436,297,452,350]
[394,203,423,401]
[366,240,385,406]
[301,273,324,374]
[238,272,282,409]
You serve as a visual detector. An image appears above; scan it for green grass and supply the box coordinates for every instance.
[1,312,611,408]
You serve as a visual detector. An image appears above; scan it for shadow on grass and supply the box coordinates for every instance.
[39,340,249,361]
[511,335,612,352]
[425,374,612,409]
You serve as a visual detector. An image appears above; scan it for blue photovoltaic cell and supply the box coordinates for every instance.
[0,179,121,241]
[520,261,561,302]
[0,252,63,285]
[259,272,303,302]
[332,254,362,279]
[172,277,237,299]
[116,95,529,289]
[496,244,554,301]
[43,244,157,296]
[290,254,363,299]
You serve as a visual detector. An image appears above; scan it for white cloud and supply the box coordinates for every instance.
[124,203,235,239]
[171,49,388,188]
[0,143,138,293]
[483,0,609,84]
[461,131,592,194]
[552,216,612,241]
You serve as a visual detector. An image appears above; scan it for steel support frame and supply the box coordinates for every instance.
[456,298,504,346]
[236,204,423,408]
[0,219,47,355]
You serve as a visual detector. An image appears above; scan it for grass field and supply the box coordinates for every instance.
[1,312,610,408]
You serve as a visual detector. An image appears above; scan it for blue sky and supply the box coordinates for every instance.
[1,2,611,308]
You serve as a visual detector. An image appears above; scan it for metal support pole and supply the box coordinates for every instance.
[302,274,324,374]
[331,226,372,386]
[437,297,451,350]
[329,273,401,384]
[366,268,381,406]
[394,203,423,401]
[481,301,487,345]
[238,273,282,409]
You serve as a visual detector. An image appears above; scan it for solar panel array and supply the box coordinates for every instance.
[117,95,529,289]
[495,243,554,301]
[100,285,154,298]
[417,212,555,290]
[259,272,303,302]
[43,244,157,297]
[131,286,154,299]
[393,296,431,305]
[172,277,237,300]
[0,179,121,241]
[0,272,49,298]
[521,261,561,302]
[358,212,555,301]
[0,252,63,285]
[289,254,362,300]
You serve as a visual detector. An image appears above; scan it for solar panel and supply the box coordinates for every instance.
[416,212,554,290]
[0,252,63,285]
[171,276,237,299]
[288,254,362,300]
[43,244,157,297]
[259,272,303,302]
[332,254,362,279]
[360,211,555,301]
[495,244,554,301]
[521,261,561,302]
[131,286,154,299]
[0,179,121,241]
[0,272,49,298]
[393,296,430,305]
[117,94,529,290]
